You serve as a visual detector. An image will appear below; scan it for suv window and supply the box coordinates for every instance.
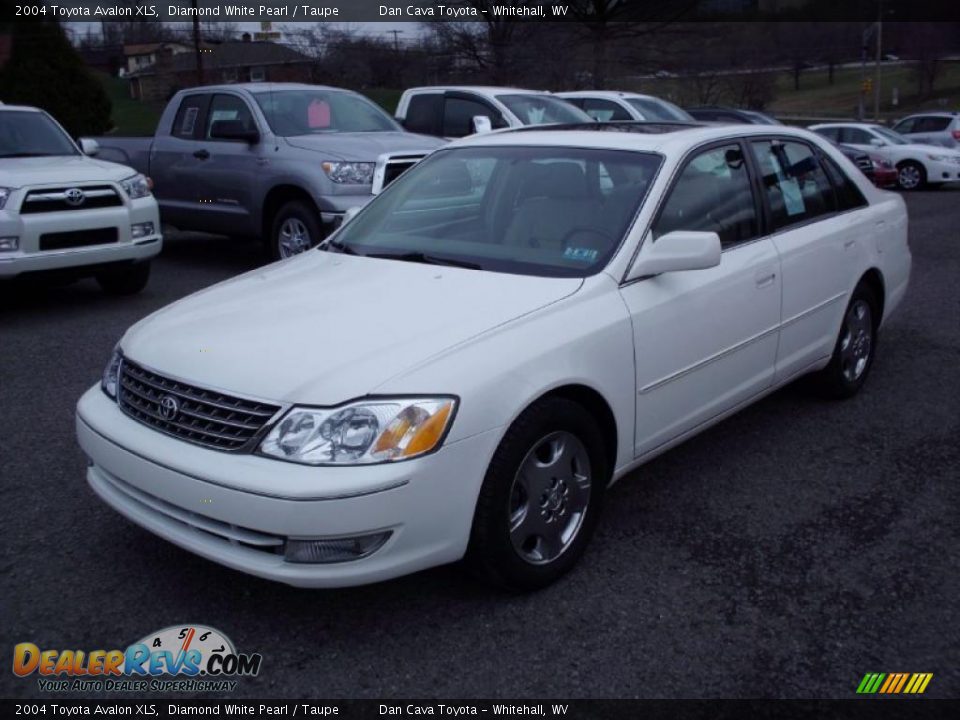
[443,96,501,138]
[892,118,916,134]
[653,143,758,248]
[839,127,873,145]
[172,95,208,139]
[205,94,255,139]
[751,140,836,230]
[581,98,631,122]
[916,116,951,132]
[402,94,443,136]
[821,154,867,212]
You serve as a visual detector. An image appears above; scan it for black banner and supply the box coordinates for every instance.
[3,0,960,23]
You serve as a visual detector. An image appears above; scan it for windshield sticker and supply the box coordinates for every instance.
[180,107,198,136]
[563,247,599,263]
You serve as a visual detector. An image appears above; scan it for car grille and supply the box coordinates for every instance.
[39,227,118,251]
[118,360,282,452]
[854,156,874,174]
[372,153,425,194]
[21,185,123,214]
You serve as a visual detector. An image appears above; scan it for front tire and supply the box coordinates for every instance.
[812,283,879,399]
[95,261,150,296]
[269,200,325,261]
[467,397,608,591]
[896,160,926,191]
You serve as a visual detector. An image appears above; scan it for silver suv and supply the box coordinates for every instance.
[891,112,960,149]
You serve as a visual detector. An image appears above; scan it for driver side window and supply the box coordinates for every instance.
[653,144,759,249]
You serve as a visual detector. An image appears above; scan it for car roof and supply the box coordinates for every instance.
[809,122,881,129]
[0,104,42,113]
[449,121,824,154]
[180,83,361,95]
[555,91,662,101]
[897,111,959,119]
[404,86,550,97]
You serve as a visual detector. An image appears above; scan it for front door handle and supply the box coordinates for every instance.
[755,272,777,289]
[193,149,210,160]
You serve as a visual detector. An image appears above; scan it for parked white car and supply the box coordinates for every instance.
[810,122,960,190]
[0,104,161,293]
[77,123,910,590]
[394,86,592,139]
[891,112,960,149]
[556,90,695,123]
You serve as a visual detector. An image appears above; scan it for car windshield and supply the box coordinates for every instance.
[328,145,661,278]
[496,94,591,126]
[253,90,400,135]
[626,97,694,122]
[0,111,79,158]
[872,126,908,145]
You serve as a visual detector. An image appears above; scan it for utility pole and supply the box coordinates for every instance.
[388,29,404,53]
[873,0,883,120]
[192,0,204,85]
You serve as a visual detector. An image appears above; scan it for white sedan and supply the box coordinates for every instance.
[76,123,911,590]
[810,122,960,190]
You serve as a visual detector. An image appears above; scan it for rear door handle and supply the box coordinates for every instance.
[193,149,210,160]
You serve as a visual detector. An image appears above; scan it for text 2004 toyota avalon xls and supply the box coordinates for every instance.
[76,123,910,590]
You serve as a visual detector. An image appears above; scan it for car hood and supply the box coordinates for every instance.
[283,132,446,161]
[121,251,582,405]
[0,155,135,188]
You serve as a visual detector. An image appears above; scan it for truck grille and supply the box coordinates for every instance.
[372,153,425,195]
[21,185,123,214]
[39,227,118,251]
[118,360,281,452]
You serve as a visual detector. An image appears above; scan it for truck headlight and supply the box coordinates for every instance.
[0,187,11,210]
[120,174,152,199]
[259,397,457,465]
[101,347,123,399]
[321,162,375,185]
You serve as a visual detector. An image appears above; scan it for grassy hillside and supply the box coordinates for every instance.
[96,71,162,135]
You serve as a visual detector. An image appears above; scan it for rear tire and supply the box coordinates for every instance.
[269,201,325,261]
[811,283,879,399]
[896,161,926,191]
[467,397,608,591]
[96,262,150,296]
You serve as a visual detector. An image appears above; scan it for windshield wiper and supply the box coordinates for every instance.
[364,251,482,270]
[322,238,359,255]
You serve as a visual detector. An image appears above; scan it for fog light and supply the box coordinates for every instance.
[284,531,392,564]
[0,236,19,251]
[130,222,155,239]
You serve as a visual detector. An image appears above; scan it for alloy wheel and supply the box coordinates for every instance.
[278,218,312,258]
[898,165,921,190]
[839,299,873,383]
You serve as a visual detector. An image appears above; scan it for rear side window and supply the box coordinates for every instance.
[750,140,836,230]
[821,154,868,212]
[581,98,631,122]
[892,118,916,134]
[403,94,443,136]
[815,127,841,142]
[653,143,758,248]
[172,95,208,139]
[838,127,873,145]
[917,116,951,132]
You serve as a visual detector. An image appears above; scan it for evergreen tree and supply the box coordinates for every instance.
[0,20,112,136]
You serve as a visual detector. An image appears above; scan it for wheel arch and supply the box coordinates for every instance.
[261,184,317,240]
[859,267,886,328]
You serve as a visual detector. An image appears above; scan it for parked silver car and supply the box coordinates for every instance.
[891,112,960,149]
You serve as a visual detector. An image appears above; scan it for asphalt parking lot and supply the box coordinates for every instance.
[2,187,958,700]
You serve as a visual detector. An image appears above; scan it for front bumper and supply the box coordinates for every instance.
[0,196,162,278]
[925,158,960,183]
[76,387,500,588]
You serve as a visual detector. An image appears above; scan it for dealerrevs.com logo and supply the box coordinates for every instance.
[13,625,262,693]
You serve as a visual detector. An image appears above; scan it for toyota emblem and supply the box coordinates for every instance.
[63,188,86,207]
[158,394,180,421]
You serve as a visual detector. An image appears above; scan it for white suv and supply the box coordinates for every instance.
[892,112,960,149]
[0,105,161,294]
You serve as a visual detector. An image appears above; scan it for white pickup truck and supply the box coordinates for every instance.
[0,104,161,294]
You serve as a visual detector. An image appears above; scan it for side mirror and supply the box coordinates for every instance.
[210,119,260,144]
[471,115,493,135]
[625,230,722,281]
[79,138,99,156]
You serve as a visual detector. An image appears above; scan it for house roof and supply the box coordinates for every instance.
[129,41,311,76]
[124,42,189,57]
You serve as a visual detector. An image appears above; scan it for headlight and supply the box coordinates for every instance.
[0,187,11,210]
[927,154,950,162]
[321,161,375,185]
[259,397,457,465]
[120,174,152,199]
[101,347,123,399]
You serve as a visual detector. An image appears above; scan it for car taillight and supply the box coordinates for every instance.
[952,129,960,140]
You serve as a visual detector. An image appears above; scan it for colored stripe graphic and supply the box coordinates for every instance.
[856,673,933,694]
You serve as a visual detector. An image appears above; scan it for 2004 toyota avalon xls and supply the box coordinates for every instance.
[76,122,911,590]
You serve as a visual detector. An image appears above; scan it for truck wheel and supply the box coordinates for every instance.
[270,201,324,261]
[96,262,151,296]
